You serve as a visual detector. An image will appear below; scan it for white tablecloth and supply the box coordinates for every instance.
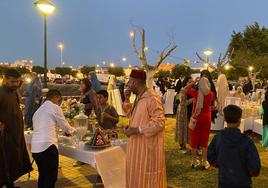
[224,119,246,133]
[24,132,126,169]
[223,117,259,133]
[214,100,260,131]
[95,147,126,188]
[254,119,263,135]
[163,89,176,115]
[225,97,242,107]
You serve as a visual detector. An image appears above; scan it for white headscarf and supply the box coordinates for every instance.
[216,74,229,113]
[195,77,211,115]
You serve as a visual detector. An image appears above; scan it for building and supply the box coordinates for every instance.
[0,60,34,70]
[10,60,33,70]
[158,63,176,72]
[0,61,12,66]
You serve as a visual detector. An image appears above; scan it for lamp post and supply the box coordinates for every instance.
[34,0,56,88]
[248,66,254,81]
[58,43,64,67]
[248,66,256,90]
[203,48,213,70]
[129,31,135,38]
[110,63,115,68]
[225,64,231,71]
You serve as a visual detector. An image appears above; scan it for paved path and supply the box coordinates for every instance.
[16,155,104,188]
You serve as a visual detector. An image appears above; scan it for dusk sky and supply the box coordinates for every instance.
[1,0,268,68]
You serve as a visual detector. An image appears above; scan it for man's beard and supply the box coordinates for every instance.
[130,87,138,95]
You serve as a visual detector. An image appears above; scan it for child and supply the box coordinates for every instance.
[261,90,268,149]
[32,89,75,188]
[208,105,261,188]
[96,90,119,130]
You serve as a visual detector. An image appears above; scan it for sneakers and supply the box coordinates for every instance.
[191,160,210,170]
[202,160,210,170]
[191,159,200,168]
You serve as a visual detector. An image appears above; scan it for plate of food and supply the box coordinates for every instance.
[86,143,111,149]
[86,128,111,149]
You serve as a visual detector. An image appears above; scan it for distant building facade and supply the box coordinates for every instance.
[0,60,33,70]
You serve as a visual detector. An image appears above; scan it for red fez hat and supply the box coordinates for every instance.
[130,69,146,81]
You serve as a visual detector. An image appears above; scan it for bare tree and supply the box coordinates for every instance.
[131,28,177,88]
[196,48,234,76]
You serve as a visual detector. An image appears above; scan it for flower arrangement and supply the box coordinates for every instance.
[62,99,85,119]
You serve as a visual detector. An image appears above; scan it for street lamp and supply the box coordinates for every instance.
[248,66,256,90]
[129,31,135,38]
[122,57,127,62]
[204,48,213,57]
[203,48,213,70]
[248,66,254,80]
[58,43,64,67]
[34,0,56,88]
[225,64,230,70]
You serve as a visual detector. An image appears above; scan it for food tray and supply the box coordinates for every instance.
[85,143,111,149]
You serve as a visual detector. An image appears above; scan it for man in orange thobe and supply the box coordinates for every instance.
[123,69,167,188]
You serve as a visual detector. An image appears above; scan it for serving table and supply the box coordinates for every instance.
[24,131,127,188]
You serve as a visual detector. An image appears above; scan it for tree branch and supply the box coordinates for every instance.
[222,61,229,67]
[141,29,148,69]
[208,64,217,70]
[222,49,229,60]
[196,52,206,62]
[218,53,222,66]
[131,31,142,61]
[154,45,177,70]
[226,48,234,63]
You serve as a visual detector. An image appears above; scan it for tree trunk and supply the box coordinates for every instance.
[146,70,157,89]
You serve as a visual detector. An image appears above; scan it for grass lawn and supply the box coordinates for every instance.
[118,117,268,188]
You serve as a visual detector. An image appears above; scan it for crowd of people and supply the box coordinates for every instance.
[0,67,267,188]
[0,69,121,188]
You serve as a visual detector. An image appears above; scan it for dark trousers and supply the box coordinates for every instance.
[219,184,251,188]
[32,145,59,188]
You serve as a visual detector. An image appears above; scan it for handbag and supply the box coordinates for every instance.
[189,99,197,130]
[188,116,197,130]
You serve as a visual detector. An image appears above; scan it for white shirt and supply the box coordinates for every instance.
[31,100,75,153]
